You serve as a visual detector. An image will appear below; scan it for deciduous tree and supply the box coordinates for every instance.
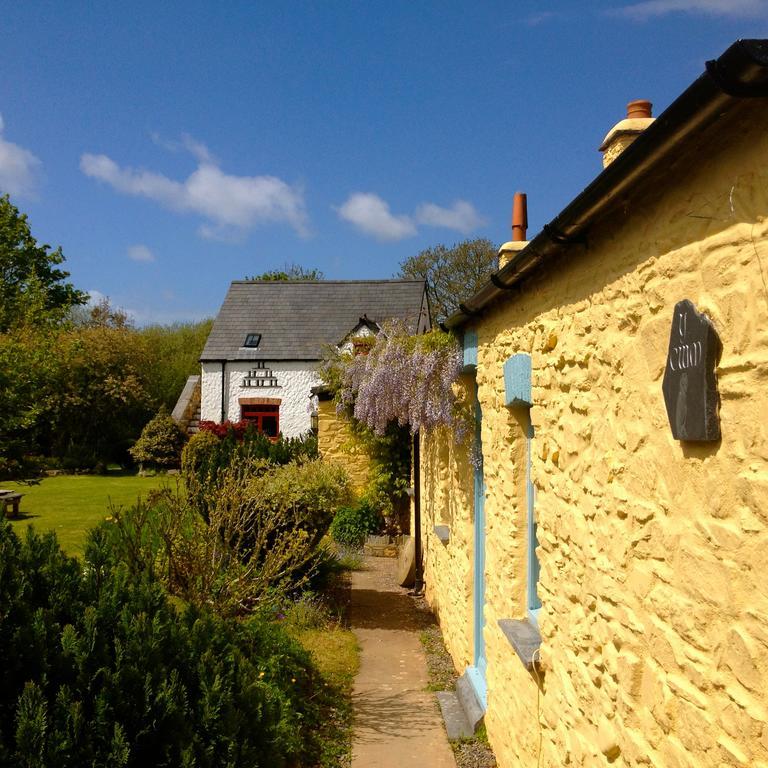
[140,318,213,410]
[246,263,325,281]
[0,195,87,331]
[398,238,497,323]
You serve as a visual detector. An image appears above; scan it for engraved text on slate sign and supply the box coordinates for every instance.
[662,300,722,442]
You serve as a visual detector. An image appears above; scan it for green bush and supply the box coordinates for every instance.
[182,427,318,480]
[108,457,351,617]
[129,407,187,469]
[244,459,352,550]
[182,429,318,521]
[330,501,383,548]
[0,521,324,767]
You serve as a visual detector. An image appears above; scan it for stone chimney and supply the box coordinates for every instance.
[599,99,654,168]
[499,192,528,269]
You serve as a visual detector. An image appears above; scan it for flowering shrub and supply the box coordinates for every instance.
[182,428,319,520]
[198,419,250,439]
[323,322,465,437]
[319,323,469,530]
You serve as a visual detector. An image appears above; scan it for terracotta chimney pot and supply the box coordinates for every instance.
[512,192,528,242]
[599,99,655,168]
[499,192,529,269]
[626,99,653,119]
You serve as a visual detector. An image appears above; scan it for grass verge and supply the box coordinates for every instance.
[293,625,359,768]
[4,471,167,556]
[283,581,359,768]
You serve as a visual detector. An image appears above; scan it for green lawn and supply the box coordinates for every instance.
[4,472,169,556]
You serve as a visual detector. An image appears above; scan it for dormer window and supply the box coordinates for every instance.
[243,333,262,348]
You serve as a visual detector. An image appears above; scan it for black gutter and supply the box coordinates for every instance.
[445,38,768,331]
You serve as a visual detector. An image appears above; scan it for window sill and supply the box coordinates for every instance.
[434,525,450,544]
[498,618,541,671]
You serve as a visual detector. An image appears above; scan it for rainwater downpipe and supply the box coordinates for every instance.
[219,360,227,422]
[413,430,423,593]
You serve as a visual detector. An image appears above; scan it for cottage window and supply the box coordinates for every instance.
[497,352,543,670]
[240,403,279,438]
[527,448,542,624]
[243,333,262,348]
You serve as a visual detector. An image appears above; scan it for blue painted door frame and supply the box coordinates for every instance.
[470,382,488,708]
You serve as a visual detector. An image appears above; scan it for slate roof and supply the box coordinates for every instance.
[200,280,430,361]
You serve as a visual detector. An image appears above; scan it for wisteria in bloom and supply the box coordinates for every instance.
[326,321,465,437]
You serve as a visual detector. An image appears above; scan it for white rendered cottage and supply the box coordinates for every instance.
[195,279,430,438]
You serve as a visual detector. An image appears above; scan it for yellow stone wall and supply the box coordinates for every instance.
[422,103,768,767]
[317,399,371,493]
[421,374,476,669]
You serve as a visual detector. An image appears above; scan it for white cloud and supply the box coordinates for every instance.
[181,133,214,164]
[336,193,417,241]
[337,193,486,240]
[127,244,155,262]
[80,137,308,238]
[87,289,108,306]
[415,200,486,234]
[525,11,559,25]
[610,0,766,19]
[0,114,42,198]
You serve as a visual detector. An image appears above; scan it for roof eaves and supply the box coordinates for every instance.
[445,38,768,331]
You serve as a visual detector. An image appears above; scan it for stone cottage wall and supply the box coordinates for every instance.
[421,103,768,767]
[317,399,372,493]
[420,373,476,670]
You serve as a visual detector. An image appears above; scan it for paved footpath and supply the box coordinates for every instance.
[350,556,456,768]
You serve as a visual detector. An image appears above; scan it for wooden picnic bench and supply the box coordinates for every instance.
[0,490,23,518]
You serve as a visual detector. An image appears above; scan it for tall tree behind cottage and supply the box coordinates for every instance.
[398,238,498,324]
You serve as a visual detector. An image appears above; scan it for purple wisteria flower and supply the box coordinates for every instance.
[326,321,466,437]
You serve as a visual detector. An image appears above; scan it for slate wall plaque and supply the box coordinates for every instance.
[662,300,722,442]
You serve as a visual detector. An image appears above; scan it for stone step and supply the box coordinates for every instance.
[436,671,485,743]
[456,672,485,732]
[187,412,201,435]
[436,691,474,740]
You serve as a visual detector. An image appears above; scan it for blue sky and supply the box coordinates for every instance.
[1,1,766,324]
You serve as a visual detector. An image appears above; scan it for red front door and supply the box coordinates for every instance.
[240,403,279,438]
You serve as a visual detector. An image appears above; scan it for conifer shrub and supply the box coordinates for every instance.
[0,521,324,767]
[128,407,187,469]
